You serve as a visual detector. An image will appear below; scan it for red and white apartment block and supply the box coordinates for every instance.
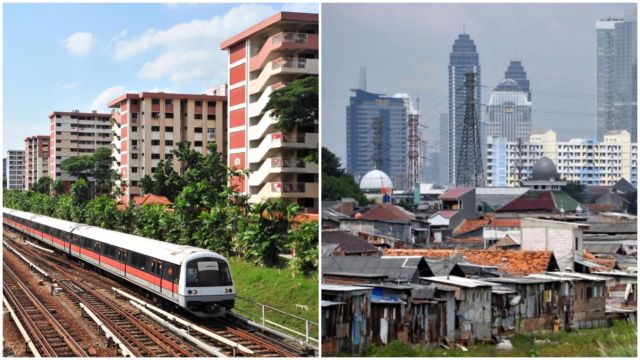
[221,12,319,213]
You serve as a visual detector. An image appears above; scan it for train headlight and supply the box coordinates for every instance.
[193,290,198,295]
[224,288,228,293]
[188,290,192,295]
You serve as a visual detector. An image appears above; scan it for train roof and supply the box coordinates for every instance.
[3,208,224,265]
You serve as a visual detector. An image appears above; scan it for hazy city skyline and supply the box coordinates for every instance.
[322,3,636,164]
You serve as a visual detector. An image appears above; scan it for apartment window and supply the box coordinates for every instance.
[132,126,138,132]
[194,127,203,133]
[132,167,138,173]
[151,140,160,146]
[131,181,138,186]
[152,126,160,132]
[194,141,203,147]
[56,172,61,176]
[165,112,174,118]
[208,128,216,139]
[56,123,61,127]
[56,114,62,118]
[165,126,173,132]
[56,139,61,143]
[195,114,203,120]
[207,101,215,107]
[165,154,173,160]
[131,99,138,105]
[151,167,157,173]
[131,153,138,159]
[132,140,137,145]
[207,114,215,120]
[165,140,173,146]
[56,156,61,160]
[56,131,61,135]
[195,100,202,106]
[152,99,160,105]
[151,112,160,119]
[151,154,160,159]
[132,113,138,119]
[165,99,173,106]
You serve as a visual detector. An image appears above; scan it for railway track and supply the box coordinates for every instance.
[2,264,87,357]
[3,227,311,357]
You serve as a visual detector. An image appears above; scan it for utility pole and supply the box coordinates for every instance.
[456,72,485,187]
[407,101,420,191]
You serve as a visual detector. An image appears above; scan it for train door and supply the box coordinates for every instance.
[161,262,179,300]
[149,259,163,293]
[70,234,82,257]
[117,249,127,277]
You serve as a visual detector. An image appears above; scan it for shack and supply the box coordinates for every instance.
[420,276,493,343]
[321,284,372,356]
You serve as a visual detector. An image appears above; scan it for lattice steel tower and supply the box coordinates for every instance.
[372,116,384,170]
[456,72,485,187]
[407,106,421,190]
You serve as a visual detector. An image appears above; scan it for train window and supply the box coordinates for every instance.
[185,258,232,287]
[82,237,93,249]
[163,263,178,283]
[94,242,101,253]
[118,250,127,262]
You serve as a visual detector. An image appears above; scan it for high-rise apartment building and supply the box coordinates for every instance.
[448,33,481,185]
[424,113,449,186]
[346,89,408,189]
[486,79,532,142]
[6,150,25,190]
[486,129,637,187]
[24,135,50,190]
[49,110,112,185]
[596,11,637,141]
[221,12,319,213]
[504,61,531,101]
[108,92,227,203]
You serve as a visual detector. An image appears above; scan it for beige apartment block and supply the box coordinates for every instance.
[24,135,50,190]
[49,110,112,185]
[108,92,227,203]
[221,12,319,213]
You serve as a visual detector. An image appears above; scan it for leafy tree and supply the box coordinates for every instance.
[140,160,184,200]
[27,192,56,216]
[52,179,66,196]
[195,203,243,256]
[53,195,75,221]
[322,147,344,177]
[84,195,119,229]
[562,181,586,203]
[287,220,319,275]
[321,148,368,204]
[61,147,118,196]
[32,176,52,194]
[71,178,91,205]
[264,76,318,132]
[132,205,172,241]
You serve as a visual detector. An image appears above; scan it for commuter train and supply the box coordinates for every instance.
[3,207,235,316]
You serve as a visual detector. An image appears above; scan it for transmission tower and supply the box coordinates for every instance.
[456,72,485,187]
[371,116,384,170]
[516,137,524,186]
[407,101,421,191]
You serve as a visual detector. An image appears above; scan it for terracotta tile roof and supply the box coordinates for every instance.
[499,191,556,212]
[439,187,473,201]
[359,203,414,222]
[322,231,379,255]
[583,250,617,270]
[384,249,558,275]
[453,217,520,235]
[132,194,172,206]
[432,210,458,219]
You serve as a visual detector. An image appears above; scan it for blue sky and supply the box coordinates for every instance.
[3,2,318,153]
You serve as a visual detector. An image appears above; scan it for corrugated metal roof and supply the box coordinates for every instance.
[439,187,474,201]
[421,276,495,288]
[321,284,372,292]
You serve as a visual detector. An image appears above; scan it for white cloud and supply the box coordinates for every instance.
[113,4,279,85]
[90,85,134,112]
[63,32,96,56]
[55,81,82,90]
[282,3,319,14]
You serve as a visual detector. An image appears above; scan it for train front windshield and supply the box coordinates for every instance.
[185,258,233,287]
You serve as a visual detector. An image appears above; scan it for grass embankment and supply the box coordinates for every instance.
[229,259,318,340]
[360,320,637,357]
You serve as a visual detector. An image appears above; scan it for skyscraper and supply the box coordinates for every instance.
[424,113,449,186]
[486,79,532,141]
[597,10,637,141]
[448,33,481,185]
[346,89,407,188]
[613,9,637,142]
[504,61,531,101]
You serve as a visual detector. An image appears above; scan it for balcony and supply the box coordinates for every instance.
[250,181,318,203]
[250,32,318,72]
[249,57,318,95]
[248,157,318,186]
[248,132,319,164]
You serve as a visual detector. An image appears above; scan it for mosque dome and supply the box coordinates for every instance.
[531,156,559,181]
[360,169,394,190]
